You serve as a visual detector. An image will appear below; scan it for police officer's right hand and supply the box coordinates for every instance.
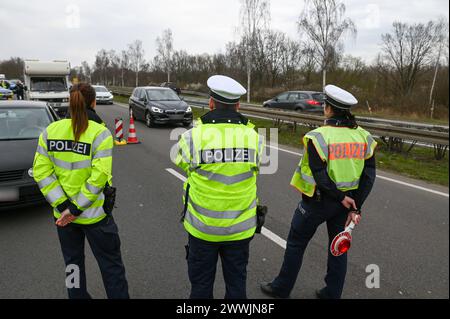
[341,196,357,211]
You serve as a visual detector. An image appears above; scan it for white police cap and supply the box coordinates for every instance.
[324,85,358,109]
[207,75,247,104]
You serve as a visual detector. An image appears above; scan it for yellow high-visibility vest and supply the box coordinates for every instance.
[291,125,377,197]
[33,119,113,225]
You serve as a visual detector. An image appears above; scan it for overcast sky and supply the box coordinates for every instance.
[0,0,448,67]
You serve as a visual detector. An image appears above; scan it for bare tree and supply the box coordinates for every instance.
[94,49,110,84]
[428,19,448,111]
[298,0,356,88]
[381,20,443,97]
[239,0,270,102]
[128,40,145,87]
[81,61,91,83]
[301,45,317,85]
[156,29,174,82]
[119,50,130,87]
[109,50,120,86]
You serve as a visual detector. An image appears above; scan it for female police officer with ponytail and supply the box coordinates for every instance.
[33,83,129,299]
[260,85,377,299]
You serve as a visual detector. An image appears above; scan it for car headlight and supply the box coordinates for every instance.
[186,106,192,113]
[62,98,69,103]
[151,106,163,113]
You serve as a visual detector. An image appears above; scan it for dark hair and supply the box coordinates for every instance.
[328,103,358,129]
[69,83,96,141]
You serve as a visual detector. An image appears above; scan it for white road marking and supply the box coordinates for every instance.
[166,168,287,250]
[267,144,303,156]
[166,168,187,182]
[261,227,287,249]
[376,175,449,198]
[114,102,448,198]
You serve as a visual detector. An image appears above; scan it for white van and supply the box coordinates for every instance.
[24,60,71,116]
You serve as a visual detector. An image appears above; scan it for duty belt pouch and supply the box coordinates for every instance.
[103,182,116,215]
[255,205,268,234]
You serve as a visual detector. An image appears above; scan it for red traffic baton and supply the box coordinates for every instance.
[330,221,355,257]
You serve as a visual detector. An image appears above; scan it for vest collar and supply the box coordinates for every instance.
[325,117,353,128]
[200,109,249,125]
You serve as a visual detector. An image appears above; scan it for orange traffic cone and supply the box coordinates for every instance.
[127,110,140,144]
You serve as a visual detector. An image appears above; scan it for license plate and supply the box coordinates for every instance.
[0,187,19,202]
[49,102,61,107]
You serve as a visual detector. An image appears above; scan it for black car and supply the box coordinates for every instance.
[160,82,181,95]
[0,101,59,210]
[263,91,325,112]
[129,87,193,127]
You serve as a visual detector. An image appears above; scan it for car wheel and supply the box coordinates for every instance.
[182,121,192,127]
[145,111,154,127]
[295,107,303,112]
[263,104,269,108]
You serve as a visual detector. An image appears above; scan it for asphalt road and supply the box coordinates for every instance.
[0,103,448,299]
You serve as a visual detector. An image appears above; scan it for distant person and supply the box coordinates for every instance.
[15,81,25,100]
[33,83,129,299]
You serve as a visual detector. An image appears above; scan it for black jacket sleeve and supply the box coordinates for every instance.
[352,155,376,211]
[308,140,345,202]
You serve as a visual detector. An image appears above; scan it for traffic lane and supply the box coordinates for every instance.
[98,104,404,298]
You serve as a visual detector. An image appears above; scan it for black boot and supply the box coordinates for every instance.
[260,282,289,299]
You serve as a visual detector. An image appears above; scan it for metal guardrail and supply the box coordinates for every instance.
[109,86,449,146]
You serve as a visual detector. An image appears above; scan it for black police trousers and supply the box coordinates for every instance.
[271,198,348,299]
[187,234,251,299]
[56,216,129,299]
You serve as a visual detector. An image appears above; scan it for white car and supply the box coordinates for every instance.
[93,85,114,104]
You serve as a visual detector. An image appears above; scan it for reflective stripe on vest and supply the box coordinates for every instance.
[51,157,92,170]
[45,185,66,205]
[189,198,257,219]
[295,167,316,185]
[307,131,328,159]
[37,174,57,189]
[72,192,105,210]
[196,168,255,185]
[185,209,257,236]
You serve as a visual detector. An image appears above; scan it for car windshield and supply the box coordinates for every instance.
[95,86,108,93]
[0,107,51,140]
[30,77,67,92]
[146,89,180,101]
[312,93,325,101]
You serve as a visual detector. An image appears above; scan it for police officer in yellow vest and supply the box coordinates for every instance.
[260,85,377,299]
[173,75,264,299]
[33,83,129,299]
